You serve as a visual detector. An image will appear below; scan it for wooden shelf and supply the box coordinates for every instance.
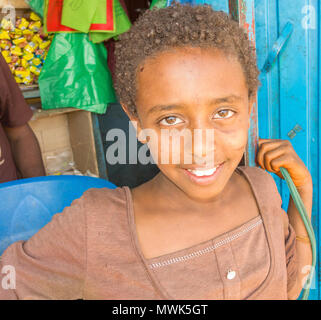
[0,0,29,8]
[22,88,40,99]
[31,108,80,121]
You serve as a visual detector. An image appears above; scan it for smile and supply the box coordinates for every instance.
[187,167,218,177]
[183,163,225,185]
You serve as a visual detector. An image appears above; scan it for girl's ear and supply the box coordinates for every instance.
[120,103,147,144]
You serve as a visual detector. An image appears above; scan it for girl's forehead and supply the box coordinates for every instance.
[137,47,244,86]
[136,47,248,106]
[141,46,232,67]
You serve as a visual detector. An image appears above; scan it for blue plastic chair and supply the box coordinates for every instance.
[0,175,116,255]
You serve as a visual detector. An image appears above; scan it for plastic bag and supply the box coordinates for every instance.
[61,0,101,33]
[38,33,117,114]
[45,150,98,177]
[45,0,114,33]
[25,0,45,18]
[61,0,112,33]
[150,0,168,9]
[89,0,131,44]
[45,150,74,175]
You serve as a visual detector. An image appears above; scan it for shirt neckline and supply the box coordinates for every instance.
[123,166,275,300]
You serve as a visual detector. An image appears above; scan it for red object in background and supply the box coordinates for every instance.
[46,0,114,33]
[46,0,73,32]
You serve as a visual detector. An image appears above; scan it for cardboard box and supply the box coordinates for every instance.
[0,0,29,8]
[29,108,99,177]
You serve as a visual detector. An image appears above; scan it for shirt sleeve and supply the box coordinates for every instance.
[0,54,33,128]
[0,193,87,300]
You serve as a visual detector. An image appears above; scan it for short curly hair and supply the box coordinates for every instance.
[114,2,260,116]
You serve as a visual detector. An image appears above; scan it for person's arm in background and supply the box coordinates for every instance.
[0,54,45,179]
[4,124,45,178]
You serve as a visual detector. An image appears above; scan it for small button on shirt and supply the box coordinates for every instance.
[227,270,236,280]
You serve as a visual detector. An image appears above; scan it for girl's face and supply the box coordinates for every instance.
[124,47,254,202]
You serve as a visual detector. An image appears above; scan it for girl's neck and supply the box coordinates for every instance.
[139,170,237,215]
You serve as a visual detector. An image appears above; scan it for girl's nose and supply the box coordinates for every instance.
[184,126,216,166]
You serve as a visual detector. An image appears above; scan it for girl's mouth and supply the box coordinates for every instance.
[183,162,225,185]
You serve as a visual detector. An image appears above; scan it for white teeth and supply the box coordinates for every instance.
[187,167,218,177]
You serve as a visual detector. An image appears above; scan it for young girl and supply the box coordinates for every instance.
[0,3,313,300]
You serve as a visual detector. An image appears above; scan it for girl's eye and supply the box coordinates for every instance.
[213,109,235,119]
[159,116,184,126]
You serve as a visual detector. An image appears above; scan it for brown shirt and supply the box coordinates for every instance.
[0,166,297,300]
[0,54,33,183]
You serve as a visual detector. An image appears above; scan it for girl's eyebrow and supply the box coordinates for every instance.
[148,95,243,115]
[209,95,243,105]
[148,104,185,115]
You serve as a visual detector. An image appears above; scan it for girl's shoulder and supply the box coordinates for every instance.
[237,166,289,239]
[81,185,128,206]
[237,165,275,181]
[236,165,283,208]
[78,186,131,226]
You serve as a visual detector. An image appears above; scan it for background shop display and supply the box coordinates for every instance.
[0,1,52,91]
[0,11,53,87]
[0,0,108,179]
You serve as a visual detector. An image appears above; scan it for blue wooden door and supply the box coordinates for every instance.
[180,0,230,12]
[254,0,319,300]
